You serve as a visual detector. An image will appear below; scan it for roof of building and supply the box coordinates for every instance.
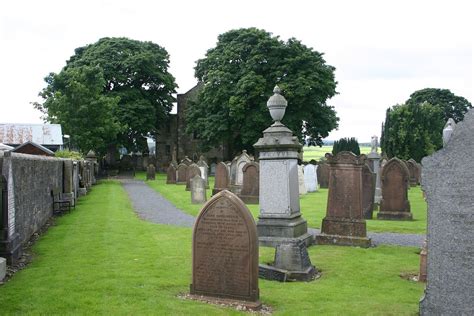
[0,143,14,151]
[12,141,55,156]
[0,123,63,146]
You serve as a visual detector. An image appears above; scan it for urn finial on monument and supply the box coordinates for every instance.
[267,85,288,124]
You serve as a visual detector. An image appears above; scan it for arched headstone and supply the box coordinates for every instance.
[166,164,176,184]
[317,162,329,188]
[213,162,230,195]
[186,164,201,191]
[239,162,259,204]
[378,158,412,220]
[190,190,260,308]
[176,163,188,185]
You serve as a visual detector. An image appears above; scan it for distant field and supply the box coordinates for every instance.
[303,145,371,161]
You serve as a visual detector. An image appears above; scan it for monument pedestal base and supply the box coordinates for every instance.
[257,216,313,247]
[259,264,318,282]
[0,232,21,265]
[377,211,413,220]
[186,293,262,311]
[316,217,371,248]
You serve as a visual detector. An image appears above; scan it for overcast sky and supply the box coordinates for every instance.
[1,0,472,142]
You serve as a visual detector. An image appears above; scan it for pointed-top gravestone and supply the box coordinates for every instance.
[190,190,260,309]
[406,159,418,187]
[181,156,193,166]
[420,109,474,315]
[229,150,252,195]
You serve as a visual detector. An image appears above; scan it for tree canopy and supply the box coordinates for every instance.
[381,88,471,162]
[185,28,338,159]
[35,37,177,154]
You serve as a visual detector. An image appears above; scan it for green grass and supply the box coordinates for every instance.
[0,180,425,315]
[303,145,371,161]
[143,173,427,234]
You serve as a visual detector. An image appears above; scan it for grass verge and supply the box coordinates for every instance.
[0,180,425,315]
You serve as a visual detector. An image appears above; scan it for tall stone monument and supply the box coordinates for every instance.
[366,135,382,204]
[254,86,312,247]
[316,151,371,247]
[420,109,474,315]
[190,190,260,309]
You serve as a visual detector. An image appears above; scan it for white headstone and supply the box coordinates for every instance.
[298,165,307,195]
[190,175,207,204]
[303,164,317,192]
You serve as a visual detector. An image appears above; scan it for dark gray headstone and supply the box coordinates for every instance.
[420,109,474,315]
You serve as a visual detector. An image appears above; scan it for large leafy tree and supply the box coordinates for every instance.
[35,37,177,154]
[186,28,338,159]
[381,88,471,162]
[406,88,471,123]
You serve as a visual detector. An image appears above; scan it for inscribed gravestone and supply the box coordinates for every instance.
[146,164,156,180]
[186,164,201,191]
[377,158,412,220]
[190,175,207,204]
[213,162,230,196]
[361,163,376,219]
[239,162,259,204]
[298,165,307,195]
[176,163,188,185]
[303,164,317,192]
[190,190,260,308]
[420,109,474,315]
[316,152,371,247]
[166,164,176,184]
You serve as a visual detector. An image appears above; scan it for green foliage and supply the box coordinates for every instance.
[381,88,471,162]
[381,102,444,162]
[406,88,472,123]
[332,137,360,155]
[35,37,177,154]
[186,28,338,159]
[54,149,83,160]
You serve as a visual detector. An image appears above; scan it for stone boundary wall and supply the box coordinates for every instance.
[1,152,65,245]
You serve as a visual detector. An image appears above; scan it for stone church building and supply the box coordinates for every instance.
[155,84,224,167]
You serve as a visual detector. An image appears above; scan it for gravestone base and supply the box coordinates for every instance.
[377,211,413,220]
[238,195,259,204]
[257,216,313,247]
[186,293,262,311]
[0,232,21,265]
[316,233,371,248]
[259,241,318,282]
[78,187,87,196]
[229,185,242,196]
[316,217,371,248]
[176,181,186,185]
[259,264,318,282]
[62,192,75,207]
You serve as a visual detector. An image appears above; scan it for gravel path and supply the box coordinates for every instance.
[121,179,195,228]
[121,178,424,247]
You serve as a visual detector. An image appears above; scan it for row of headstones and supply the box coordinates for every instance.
[162,151,260,205]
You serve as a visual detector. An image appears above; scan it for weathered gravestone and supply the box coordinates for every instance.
[186,164,201,191]
[176,163,188,185]
[146,164,156,180]
[406,159,418,187]
[418,239,427,282]
[190,190,260,309]
[317,162,329,188]
[362,163,376,219]
[63,160,75,206]
[298,165,307,195]
[377,158,412,220]
[213,162,230,196]
[367,135,382,204]
[197,156,209,189]
[180,156,193,166]
[166,164,176,184]
[420,109,474,315]
[303,164,317,192]
[229,150,252,195]
[0,166,21,264]
[239,162,259,204]
[190,175,207,204]
[0,256,5,281]
[316,152,371,247]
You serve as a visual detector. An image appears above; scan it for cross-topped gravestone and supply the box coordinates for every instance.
[190,190,260,309]
[420,109,474,315]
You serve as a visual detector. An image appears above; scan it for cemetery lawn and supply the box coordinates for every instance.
[0,180,425,315]
[303,145,371,161]
[141,173,427,234]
